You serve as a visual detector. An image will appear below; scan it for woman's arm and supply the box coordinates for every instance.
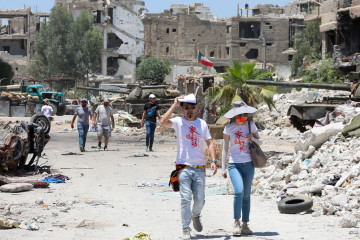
[250,131,263,145]
[222,134,230,177]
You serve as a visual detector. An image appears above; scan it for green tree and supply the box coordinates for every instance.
[136,56,171,82]
[290,21,321,77]
[28,7,103,87]
[302,57,345,84]
[207,61,277,112]
[0,59,14,85]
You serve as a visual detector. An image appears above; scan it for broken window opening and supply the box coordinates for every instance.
[193,39,196,41]
[107,33,123,49]
[269,26,273,29]
[239,22,260,38]
[227,26,231,33]
[108,8,113,24]
[166,46,169,54]
[107,56,121,76]
[166,28,169,34]
[288,55,293,61]
[240,43,246,47]
[3,46,10,52]
[266,43,272,46]
[94,10,101,23]
[210,51,215,57]
[36,23,40,32]
[265,22,270,25]
[172,28,177,32]
[20,39,25,49]
[245,49,258,59]
[226,47,230,55]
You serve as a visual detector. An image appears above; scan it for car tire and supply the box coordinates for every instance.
[278,196,313,214]
[30,114,51,135]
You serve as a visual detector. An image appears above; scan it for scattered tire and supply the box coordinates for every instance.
[278,196,313,214]
[49,102,57,116]
[30,114,51,135]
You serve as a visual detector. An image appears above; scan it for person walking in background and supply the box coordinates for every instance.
[141,94,161,152]
[71,99,93,152]
[160,94,217,240]
[93,98,115,151]
[41,98,53,120]
[221,101,263,236]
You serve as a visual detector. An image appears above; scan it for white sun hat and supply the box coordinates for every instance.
[178,94,197,104]
[224,101,258,118]
[149,94,156,99]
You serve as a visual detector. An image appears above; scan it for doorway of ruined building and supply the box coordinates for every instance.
[239,22,260,38]
[337,13,360,57]
[107,56,127,76]
[107,32,123,49]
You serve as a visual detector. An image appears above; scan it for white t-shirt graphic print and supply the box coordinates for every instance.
[223,121,258,163]
[171,117,212,166]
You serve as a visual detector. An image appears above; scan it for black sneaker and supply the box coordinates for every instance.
[104,146,107,151]
[97,142,101,149]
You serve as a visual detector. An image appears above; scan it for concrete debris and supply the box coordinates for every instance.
[0,183,33,193]
[339,212,358,228]
[252,88,360,222]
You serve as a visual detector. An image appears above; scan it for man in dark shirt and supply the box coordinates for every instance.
[141,94,161,152]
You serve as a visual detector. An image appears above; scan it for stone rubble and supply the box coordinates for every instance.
[247,88,360,228]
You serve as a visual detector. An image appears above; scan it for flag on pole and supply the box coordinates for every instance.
[197,51,213,67]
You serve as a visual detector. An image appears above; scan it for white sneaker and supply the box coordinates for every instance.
[182,227,191,239]
[233,221,241,236]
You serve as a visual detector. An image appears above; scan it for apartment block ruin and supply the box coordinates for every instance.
[55,0,145,82]
[0,8,49,75]
[305,0,360,76]
[143,3,305,81]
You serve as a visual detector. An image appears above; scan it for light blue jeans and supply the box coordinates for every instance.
[77,124,89,148]
[179,167,205,229]
[228,162,255,222]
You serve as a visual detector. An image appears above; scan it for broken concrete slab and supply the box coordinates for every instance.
[0,183,33,193]
[295,122,344,152]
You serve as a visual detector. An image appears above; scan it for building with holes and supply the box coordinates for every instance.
[55,0,145,82]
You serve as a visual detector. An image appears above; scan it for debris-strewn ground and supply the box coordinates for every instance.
[0,113,359,239]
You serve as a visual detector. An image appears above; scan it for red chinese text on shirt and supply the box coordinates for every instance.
[234,131,248,151]
[186,126,200,147]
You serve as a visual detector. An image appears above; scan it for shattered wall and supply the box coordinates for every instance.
[0,8,49,75]
[55,0,145,83]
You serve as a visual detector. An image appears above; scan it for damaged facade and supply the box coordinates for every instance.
[0,8,49,75]
[55,0,145,82]
[306,0,360,75]
[143,3,305,81]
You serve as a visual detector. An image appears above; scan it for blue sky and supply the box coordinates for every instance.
[1,0,292,18]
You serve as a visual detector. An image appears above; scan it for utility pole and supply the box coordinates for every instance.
[260,15,266,70]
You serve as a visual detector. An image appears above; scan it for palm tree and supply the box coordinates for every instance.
[207,61,277,112]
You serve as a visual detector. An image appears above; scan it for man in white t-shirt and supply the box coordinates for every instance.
[160,94,217,240]
[41,98,53,119]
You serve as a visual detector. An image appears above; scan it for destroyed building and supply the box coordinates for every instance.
[143,3,305,81]
[305,0,360,75]
[169,3,218,21]
[0,8,49,76]
[55,0,145,83]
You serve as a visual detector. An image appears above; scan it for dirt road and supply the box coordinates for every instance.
[0,117,358,239]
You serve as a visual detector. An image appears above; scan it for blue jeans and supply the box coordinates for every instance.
[228,162,255,222]
[145,121,156,150]
[179,167,205,229]
[77,124,89,148]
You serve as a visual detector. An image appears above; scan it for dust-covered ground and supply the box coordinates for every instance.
[0,116,358,240]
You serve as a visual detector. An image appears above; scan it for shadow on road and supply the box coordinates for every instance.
[254,231,280,236]
[192,235,231,239]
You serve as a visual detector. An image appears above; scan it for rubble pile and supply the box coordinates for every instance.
[113,110,140,128]
[254,89,358,133]
[251,97,360,226]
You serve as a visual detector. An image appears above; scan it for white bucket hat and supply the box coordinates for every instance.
[224,101,258,118]
[149,94,156,99]
[178,94,197,104]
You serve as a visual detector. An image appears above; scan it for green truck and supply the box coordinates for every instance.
[0,84,67,116]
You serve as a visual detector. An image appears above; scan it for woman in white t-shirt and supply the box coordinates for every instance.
[221,101,263,236]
